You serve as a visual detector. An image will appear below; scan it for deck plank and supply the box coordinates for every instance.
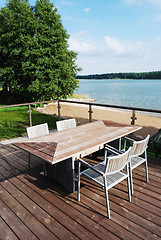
[0,215,20,240]
[0,200,38,240]
[79,183,161,239]
[0,166,98,240]
[0,144,161,240]
[0,148,116,240]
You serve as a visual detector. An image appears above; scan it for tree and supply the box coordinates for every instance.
[0,0,80,103]
[0,0,35,101]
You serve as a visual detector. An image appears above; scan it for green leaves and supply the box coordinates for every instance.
[0,0,80,103]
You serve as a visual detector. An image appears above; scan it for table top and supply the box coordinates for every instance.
[14,120,141,164]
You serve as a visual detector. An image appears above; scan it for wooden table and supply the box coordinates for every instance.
[14,120,141,192]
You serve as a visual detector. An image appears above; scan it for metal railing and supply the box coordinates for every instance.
[1,99,161,127]
[58,99,161,125]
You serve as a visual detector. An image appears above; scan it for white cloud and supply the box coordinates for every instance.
[105,36,124,55]
[69,35,143,58]
[104,36,142,57]
[68,34,161,74]
[68,36,105,56]
[83,8,91,12]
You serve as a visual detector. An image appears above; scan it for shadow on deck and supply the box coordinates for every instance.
[0,144,161,239]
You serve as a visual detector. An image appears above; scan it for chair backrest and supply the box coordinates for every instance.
[132,135,150,157]
[56,118,76,131]
[27,123,49,139]
[105,147,132,175]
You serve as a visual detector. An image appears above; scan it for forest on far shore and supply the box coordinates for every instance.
[76,71,161,80]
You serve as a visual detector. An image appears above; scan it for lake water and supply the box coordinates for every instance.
[75,79,161,111]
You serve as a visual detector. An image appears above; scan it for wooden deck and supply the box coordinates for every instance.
[0,144,161,240]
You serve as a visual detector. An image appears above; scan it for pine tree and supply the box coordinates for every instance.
[0,0,35,101]
[26,0,79,101]
[0,0,80,102]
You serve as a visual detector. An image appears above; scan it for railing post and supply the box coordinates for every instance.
[28,104,32,127]
[88,104,93,123]
[131,110,137,125]
[57,100,61,120]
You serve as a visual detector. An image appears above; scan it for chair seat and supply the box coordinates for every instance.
[131,156,146,170]
[83,162,128,190]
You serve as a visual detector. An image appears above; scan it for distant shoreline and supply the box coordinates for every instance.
[76,71,161,80]
[77,78,161,80]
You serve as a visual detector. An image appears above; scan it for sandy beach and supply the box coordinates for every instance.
[37,101,161,138]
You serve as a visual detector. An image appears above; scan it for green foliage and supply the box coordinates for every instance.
[77,71,161,80]
[0,0,80,103]
[0,0,35,98]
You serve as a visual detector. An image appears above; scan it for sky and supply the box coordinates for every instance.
[0,0,161,75]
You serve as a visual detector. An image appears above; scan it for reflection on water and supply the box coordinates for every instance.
[75,79,161,110]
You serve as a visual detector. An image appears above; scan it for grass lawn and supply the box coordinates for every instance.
[0,93,84,141]
[0,106,58,140]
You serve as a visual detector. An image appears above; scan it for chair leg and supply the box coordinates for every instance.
[103,177,110,219]
[129,161,134,195]
[145,160,149,182]
[119,137,121,151]
[145,151,149,182]
[126,165,131,201]
[78,161,81,201]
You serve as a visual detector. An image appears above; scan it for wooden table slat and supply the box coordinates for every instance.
[14,121,141,164]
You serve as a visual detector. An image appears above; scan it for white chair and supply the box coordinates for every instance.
[27,123,49,139]
[26,123,49,171]
[78,147,132,219]
[56,118,76,131]
[123,135,150,194]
